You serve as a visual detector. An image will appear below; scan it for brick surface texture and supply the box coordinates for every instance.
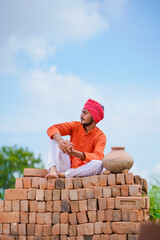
[0,168,149,239]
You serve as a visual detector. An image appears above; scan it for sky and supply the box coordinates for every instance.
[0,0,160,184]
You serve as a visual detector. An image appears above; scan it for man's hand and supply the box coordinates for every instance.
[57,139,73,153]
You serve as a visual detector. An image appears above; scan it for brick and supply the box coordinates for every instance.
[23,177,32,188]
[106,209,113,221]
[47,178,56,190]
[145,196,150,209]
[76,236,83,240]
[87,211,97,222]
[0,201,4,212]
[0,236,15,240]
[52,212,60,224]
[91,175,99,187]
[113,210,121,221]
[116,174,125,185]
[129,185,142,196]
[61,237,67,240]
[84,236,92,240]
[108,174,116,185]
[44,190,52,201]
[98,175,107,187]
[112,185,121,197]
[129,209,143,221]
[98,198,107,210]
[35,224,43,236]
[3,223,10,235]
[110,234,127,240]
[68,237,75,240]
[21,200,29,211]
[61,189,69,200]
[62,200,70,212]
[86,188,94,199]
[103,187,111,198]
[88,199,97,210]
[77,211,88,224]
[40,178,48,189]
[73,178,82,189]
[0,212,19,223]
[32,177,41,188]
[5,189,28,200]
[0,223,2,234]
[94,222,102,234]
[77,189,86,200]
[93,235,100,240]
[56,179,65,189]
[20,212,28,223]
[121,185,129,197]
[70,189,78,201]
[53,189,61,200]
[10,223,18,235]
[29,212,37,223]
[61,223,69,235]
[27,223,35,236]
[97,210,106,222]
[122,209,129,221]
[23,168,47,177]
[69,213,77,225]
[116,197,143,209]
[65,178,73,189]
[128,235,139,240]
[43,224,52,236]
[28,189,36,200]
[143,209,150,221]
[36,189,44,201]
[70,201,79,213]
[15,177,23,188]
[38,201,45,212]
[60,212,69,223]
[29,200,38,212]
[101,222,112,234]
[111,222,140,234]
[19,224,26,235]
[79,200,87,212]
[107,198,115,209]
[100,235,109,240]
[141,197,145,209]
[84,223,94,235]
[82,177,91,188]
[37,213,44,224]
[69,225,77,237]
[125,173,134,184]
[46,201,54,212]
[5,201,11,211]
[19,236,27,240]
[53,201,61,212]
[77,224,85,236]
[94,187,102,198]
[51,237,60,240]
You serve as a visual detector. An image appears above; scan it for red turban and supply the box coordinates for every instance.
[83,99,104,123]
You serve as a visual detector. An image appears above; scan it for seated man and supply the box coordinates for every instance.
[45,98,106,178]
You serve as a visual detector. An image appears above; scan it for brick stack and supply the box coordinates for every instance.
[0,169,150,240]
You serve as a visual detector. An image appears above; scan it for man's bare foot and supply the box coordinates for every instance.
[45,166,58,179]
[58,172,65,178]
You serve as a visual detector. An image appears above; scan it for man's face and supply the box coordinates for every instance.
[80,109,94,126]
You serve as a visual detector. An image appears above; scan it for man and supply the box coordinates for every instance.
[45,98,106,178]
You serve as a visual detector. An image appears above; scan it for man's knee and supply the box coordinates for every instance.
[90,160,103,167]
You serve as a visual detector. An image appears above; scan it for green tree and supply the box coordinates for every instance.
[0,145,44,199]
[149,179,160,221]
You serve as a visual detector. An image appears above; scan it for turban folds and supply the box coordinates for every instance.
[83,99,104,123]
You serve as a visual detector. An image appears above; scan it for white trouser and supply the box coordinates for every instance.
[47,139,103,178]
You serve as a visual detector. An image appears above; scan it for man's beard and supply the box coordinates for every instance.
[81,117,94,127]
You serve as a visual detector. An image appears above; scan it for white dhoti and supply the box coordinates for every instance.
[47,139,103,178]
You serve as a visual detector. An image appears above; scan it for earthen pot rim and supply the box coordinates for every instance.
[111,146,125,151]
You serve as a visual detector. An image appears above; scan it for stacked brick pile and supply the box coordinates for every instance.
[0,168,150,240]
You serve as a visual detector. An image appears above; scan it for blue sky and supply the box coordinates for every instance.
[0,0,160,183]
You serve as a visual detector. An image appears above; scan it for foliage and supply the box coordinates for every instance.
[149,179,160,221]
[0,145,44,199]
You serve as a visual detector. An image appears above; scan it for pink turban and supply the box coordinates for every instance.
[83,99,104,123]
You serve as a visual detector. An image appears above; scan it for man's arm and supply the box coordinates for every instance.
[52,133,73,153]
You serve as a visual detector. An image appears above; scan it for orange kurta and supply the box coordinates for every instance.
[47,121,107,168]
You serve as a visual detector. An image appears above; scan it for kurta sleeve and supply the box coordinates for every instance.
[83,134,107,163]
[47,121,77,138]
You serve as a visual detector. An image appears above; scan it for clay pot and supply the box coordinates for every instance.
[102,146,134,173]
